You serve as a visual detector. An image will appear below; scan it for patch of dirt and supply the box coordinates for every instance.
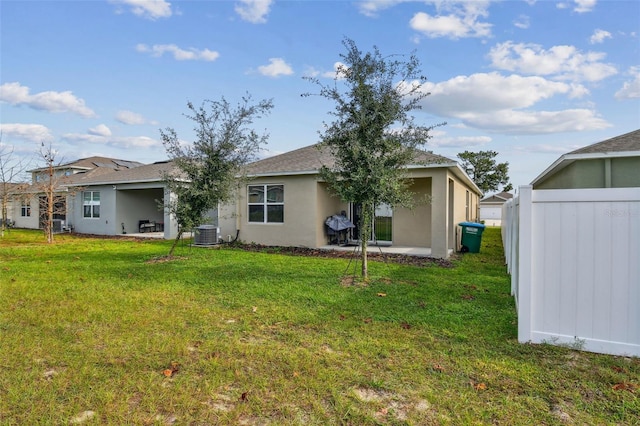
[353,387,389,402]
[232,243,455,268]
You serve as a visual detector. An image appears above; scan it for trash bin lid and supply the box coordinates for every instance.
[459,221,485,229]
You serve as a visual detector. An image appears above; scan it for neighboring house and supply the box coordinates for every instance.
[219,144,482,259]
[503,129,640,356]
[12,157,143,231]
[61,161,180,239]
[532,128,640,189]
[0,182,26,226]
[479,192,513,226]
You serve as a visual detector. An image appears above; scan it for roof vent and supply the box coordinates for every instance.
[194,225,219,246]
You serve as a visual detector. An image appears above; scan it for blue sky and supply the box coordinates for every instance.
[1,0,639,189]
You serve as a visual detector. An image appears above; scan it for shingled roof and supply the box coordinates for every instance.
[531,129,640,186]
[63,161,176,186]
[246,143,455,176]
[568,129,640,155]
[29,156,143,173]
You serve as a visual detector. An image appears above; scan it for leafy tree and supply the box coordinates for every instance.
[457,150,512,194]
[160,95,273,256]
[304,38,440,279]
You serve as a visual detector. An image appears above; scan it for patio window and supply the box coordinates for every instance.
[21,201,31,217]
[248,184,283,223]
[83,191,100,218]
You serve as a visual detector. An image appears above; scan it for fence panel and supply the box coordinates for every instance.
[505,187,640,356]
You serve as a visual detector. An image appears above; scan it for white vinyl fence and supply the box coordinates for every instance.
[503,186,640,357]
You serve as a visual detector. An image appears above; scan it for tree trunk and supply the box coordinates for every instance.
[168,230,183,257]
[361,237,368,279]
[359,203,373,280]
[46,179,55,243]
[1,197,7,238]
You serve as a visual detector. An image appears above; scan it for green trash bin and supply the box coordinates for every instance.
[459,222,486,253]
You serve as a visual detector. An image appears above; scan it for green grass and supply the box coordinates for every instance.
[0,228,637,425]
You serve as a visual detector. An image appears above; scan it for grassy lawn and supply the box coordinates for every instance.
[0,228,637,425]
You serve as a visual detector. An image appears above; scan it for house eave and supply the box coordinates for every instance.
[62,178,166,187]
[531,150,640,186]
[247,170,319,178]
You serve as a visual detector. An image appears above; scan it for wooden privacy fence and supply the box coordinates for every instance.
[503,186,640,357]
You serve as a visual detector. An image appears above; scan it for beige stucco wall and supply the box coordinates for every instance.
[232,175,325,247]
[221,166,481,258]
[316,182,348,246]
[393,178,432,247]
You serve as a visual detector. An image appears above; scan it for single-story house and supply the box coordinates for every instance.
[479,192,513,226]
[219,144,482,258]
[61,161,180,239]
[11,157,144,232]
[503,128,640,356]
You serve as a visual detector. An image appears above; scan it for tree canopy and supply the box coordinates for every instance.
[304,38,440,278]
[160,95,273,255]
[457,150,512,194]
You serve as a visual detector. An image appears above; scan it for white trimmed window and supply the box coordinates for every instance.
[248,184,283,223]
[21,201,31,217]
[83,191,100,218]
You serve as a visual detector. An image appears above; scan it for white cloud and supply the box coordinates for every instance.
[0,82,96,118]
[573,0,596,13]
[109,0,172,20]
[410,1,492,39]
[356,0,406,17]
[522,143,583,154]
[488,41,617,82]
[589,29,612,44]
[556,0,596,13]
[513,15,530,29]
[461,109,610,134]
[418,72,587,115]
[235,0,273,23]
[115,110,156,125]
[416,72,609,134]
[615,67,640,99]
[63,132,159,149]
[257,58,294,77]
[88,124,112,137]
[136,44,219,61]
[0,123,53,142]
[429,130,492,148]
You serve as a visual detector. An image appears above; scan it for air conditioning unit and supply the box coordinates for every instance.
[194,225,220,246]
[52,219,63,233]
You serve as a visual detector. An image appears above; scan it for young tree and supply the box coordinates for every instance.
[0,142,27,237]
[304,38,440,279]
[37,142,62,243]
[457,150,512,194]
[160,95,273,256]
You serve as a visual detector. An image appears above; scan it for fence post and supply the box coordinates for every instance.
[517,185,533,343]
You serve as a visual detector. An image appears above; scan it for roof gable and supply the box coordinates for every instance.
[246,143,455,176]
[532,129,640,186]
[481,192,513,203]
[29,156,143,173]
[63,161,175,186]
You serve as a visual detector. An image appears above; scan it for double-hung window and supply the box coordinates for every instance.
[21,201,31,217]
[83,191,100,218]
[248,184,283,223]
